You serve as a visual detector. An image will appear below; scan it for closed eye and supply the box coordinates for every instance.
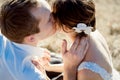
[48,13,52,23]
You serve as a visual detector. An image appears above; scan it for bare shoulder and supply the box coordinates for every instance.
[77,69,103,80]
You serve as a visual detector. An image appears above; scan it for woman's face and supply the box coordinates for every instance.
[31,0,56,41]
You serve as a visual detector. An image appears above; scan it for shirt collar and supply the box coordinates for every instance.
[12,42,45,57]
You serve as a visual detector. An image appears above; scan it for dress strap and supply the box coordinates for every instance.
[78,62,112,80]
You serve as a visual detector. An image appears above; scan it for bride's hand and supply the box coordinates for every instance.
[62,37,89,69]
[31,50,51,72]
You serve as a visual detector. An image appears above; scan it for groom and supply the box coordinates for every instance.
[0,0,88,80]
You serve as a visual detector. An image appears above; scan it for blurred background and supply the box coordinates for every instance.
[0,0,120,72]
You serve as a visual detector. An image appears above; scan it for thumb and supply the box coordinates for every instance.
[61,39,67,55]
[31,60,39,67]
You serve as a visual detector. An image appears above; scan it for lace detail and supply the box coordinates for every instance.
[78,62,112,80]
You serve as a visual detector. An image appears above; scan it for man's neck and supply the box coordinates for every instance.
[22,41,37,47]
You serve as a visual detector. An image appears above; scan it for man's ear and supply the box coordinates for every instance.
[24,35,36,43]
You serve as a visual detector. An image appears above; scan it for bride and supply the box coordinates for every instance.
[41,0,120,80]
[33,0,120,80]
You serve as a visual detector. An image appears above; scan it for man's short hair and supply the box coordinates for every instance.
[0,0,40,43]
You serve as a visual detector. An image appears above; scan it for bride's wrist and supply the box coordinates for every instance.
[64,66,77,80]
[64,65,77,72]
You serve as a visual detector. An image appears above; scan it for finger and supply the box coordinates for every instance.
[70,36,80,52]
[77,37,87,51]
[40,57,49,66]
[32,60,45,72]
[77,37,89,59]
[43,53,51,61]
[42,57,50,62]
[46,56,51,61]
[32,60,39,67]
[61,39,67,55]
[82,39,89,56]
[44,49,50,55]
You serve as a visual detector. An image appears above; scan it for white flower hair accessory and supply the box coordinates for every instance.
[72,23,93,35]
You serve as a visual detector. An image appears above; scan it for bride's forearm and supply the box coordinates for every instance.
[47,64,63,72]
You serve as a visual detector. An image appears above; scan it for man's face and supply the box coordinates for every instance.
[30,0,56,41]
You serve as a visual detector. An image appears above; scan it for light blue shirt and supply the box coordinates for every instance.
[0,34,46,80]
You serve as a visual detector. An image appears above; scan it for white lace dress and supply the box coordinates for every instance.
[78,62,120,80]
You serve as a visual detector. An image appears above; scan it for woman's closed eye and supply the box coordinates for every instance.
[47,14,52,23]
